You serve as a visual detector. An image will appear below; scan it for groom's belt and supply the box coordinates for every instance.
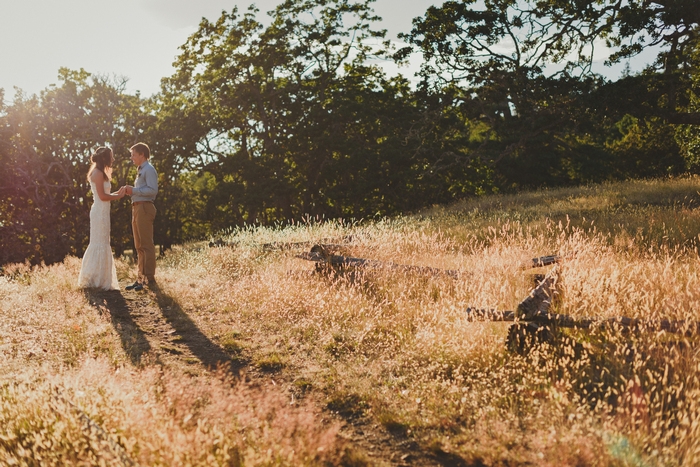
[132,201,154,206]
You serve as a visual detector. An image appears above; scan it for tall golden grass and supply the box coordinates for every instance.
[2,176,700,465]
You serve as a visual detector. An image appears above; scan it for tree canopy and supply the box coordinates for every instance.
[396,0,697,188]
[1,0,698,266]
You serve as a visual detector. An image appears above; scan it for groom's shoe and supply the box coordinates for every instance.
[125,281,143,291]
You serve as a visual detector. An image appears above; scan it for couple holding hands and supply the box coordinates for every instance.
[78,143,158,292]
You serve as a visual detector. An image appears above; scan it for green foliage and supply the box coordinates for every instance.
[156,0,494,225]
[677,41,700,171]
[401,0,699,188]
[1,0,699,267]
[0,69,148,265]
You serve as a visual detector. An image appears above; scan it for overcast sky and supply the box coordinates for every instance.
[1,0,655,101]
[0,0,438,99]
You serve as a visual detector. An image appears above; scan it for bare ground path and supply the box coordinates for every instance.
[82,286,456,467]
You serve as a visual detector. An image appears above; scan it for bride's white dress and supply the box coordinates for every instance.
[78,180,119,290]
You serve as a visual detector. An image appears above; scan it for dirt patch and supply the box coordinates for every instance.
[84,286,237,375]
[83,286,450,466]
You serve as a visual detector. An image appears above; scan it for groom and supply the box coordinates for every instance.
[123,142,158,291]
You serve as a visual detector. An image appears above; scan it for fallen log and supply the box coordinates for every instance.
[521,254,560,269]
[263,236,354,251]
[465,267,559,353]
[296,245,460,278]
[276,242,347,257]
[537,314,700,335]
[208,236,354,250]
[516,267,558,319]
[464,309,516,322]
[466,307,700,336]
[464,267,558,321]
[209,239,234,248]
[468,264,700,336]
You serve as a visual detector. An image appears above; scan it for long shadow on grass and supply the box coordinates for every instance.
[150,284,241,374]
[83,289,151,365]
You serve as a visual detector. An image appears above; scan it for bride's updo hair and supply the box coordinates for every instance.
[87,146,113,182]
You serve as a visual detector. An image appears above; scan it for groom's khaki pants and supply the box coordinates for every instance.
[132,202,157,283]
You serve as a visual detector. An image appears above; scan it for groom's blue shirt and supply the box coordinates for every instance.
[132,161,158,203]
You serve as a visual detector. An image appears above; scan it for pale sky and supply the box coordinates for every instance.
[0,0,655,101]
[0,0,437,99]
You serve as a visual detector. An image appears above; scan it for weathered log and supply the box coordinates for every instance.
[516,267,557,320]
[465,308,516,321]
[468,264,699,336]
[466,252,700,347]
[263,236,354,251]
[296,245,460,278]
[467,307,700,336]
[209,239,233,248]
[282,243,350,255]
[533,313,700,336]
[208,236,354,250]
[521,254,560,270]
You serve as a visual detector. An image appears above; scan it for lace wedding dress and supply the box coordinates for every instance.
[78,180,119,290]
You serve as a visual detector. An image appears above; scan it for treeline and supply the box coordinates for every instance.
[1,0,698,266]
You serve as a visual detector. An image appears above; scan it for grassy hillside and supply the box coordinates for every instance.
[2,177,700,466]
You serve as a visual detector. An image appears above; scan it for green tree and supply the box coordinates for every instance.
[399,0,698,188]
[677,40,700,171]
[156,0,492,226]
[0,69,148,265]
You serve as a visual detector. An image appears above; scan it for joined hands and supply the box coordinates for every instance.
[111,186,132,199]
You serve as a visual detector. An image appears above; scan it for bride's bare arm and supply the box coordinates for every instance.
[90,171,124,201]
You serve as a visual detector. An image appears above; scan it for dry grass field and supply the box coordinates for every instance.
[2,177,700,466]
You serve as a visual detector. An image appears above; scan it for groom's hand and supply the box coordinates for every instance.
[124,185,134,195]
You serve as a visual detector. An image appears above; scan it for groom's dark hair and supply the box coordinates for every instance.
[130,142,151,159]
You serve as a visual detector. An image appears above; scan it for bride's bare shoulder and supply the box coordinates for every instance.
[88,168,103,183]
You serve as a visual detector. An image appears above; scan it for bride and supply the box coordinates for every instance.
[78,146,126,290]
